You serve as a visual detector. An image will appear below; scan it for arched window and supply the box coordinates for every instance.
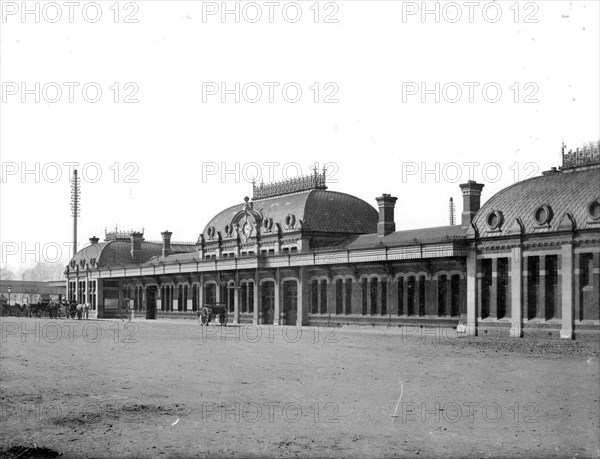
[320,280,328,314]
[248,282,254,313]
[397,278,404,316]
[335,279,343,315]
[311,280,319,314]
[381,279,387,316]
[370,278,378,315]
[344,280,352,315]
[241,282,247,313]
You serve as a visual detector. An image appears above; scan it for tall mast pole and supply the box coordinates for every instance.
[71,169,80,255]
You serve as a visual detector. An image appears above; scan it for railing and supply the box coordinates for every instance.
[145,240,199,246]
[253,170,327,199]
[105,229,144,241]
[80,236,467,277]
[562,140,600,168]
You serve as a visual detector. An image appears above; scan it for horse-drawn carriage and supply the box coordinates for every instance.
[1,302,28,317]
[197,302,228,326]
[33,297,62,318]
[0,299,83,319]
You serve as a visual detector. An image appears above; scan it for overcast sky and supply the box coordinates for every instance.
[1,0,599,274]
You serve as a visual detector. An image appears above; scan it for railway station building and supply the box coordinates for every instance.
[66,143,600,338]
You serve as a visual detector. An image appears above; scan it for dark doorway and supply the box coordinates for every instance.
[545,255,558,320]
[397,279,404,316]
[481,259,492,319]
[418,276,426,316]
[311,280,319,314]
[335,279,343,315]
[497,258,509,319]
[146,286,157,319]
[283,280,298,325]
[438,275,447,316]
[205,284,216,306]
[370,278,378,315]
[407,277,415,316]
[450,275,460,317]
[345,281,352,315]
[527,256,540,320]
[261,281,275,325]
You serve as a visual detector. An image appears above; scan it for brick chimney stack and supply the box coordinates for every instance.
[459,181,485,228]
[376,194,398,237]
[161,230,172,258]
[130,231,143,263]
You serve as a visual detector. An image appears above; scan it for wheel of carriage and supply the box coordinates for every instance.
[220,309,228,326]
[200,307,210,326]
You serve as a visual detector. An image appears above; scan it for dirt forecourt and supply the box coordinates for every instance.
[0,317,598,458]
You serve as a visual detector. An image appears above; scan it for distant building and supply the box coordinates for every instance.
[0,280,65,305]
[66,143,600,339]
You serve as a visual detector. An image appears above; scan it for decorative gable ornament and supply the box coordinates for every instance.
[507,218,524,235]
[556,212,576,232]
[466,222,478,238]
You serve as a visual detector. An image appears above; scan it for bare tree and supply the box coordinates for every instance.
[1,268,15,280]
[20,263,65,281]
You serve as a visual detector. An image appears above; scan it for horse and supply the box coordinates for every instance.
[19,303,31,318]
[30,303,43,318]
[32,301,51,318]
[58,301,68,319]
[76,303,84,320]
[68,301,78,320]
[46,301,60,319]
[83,303,91,320]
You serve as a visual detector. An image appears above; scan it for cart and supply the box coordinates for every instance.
[198,302,228,326]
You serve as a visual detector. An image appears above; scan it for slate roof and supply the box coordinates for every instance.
[202,189,378,237]
[346,225,467,249]
[71,241,199,268]
[0,280,65,294]
[472,165,600,237]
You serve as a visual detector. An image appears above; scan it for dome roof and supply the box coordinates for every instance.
[472,166,600,237]
[70,240,199,269]
[202,189,378,238]
[69,241,163,269]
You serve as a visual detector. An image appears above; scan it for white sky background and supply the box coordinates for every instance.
[0,0,599,274]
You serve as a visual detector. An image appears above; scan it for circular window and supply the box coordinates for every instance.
[285,214,296,228]
[263,218,273,230]
[534,205,552,225]
[588,199,600,220]
[207,226,216,238]
[224,224,233,236]
[486,210,503,230]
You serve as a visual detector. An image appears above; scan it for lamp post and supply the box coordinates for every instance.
[7,285,12,306]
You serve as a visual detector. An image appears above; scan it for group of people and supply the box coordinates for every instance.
[1,300,91,319]
[37,300,91,319]
[61,301,91,320]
